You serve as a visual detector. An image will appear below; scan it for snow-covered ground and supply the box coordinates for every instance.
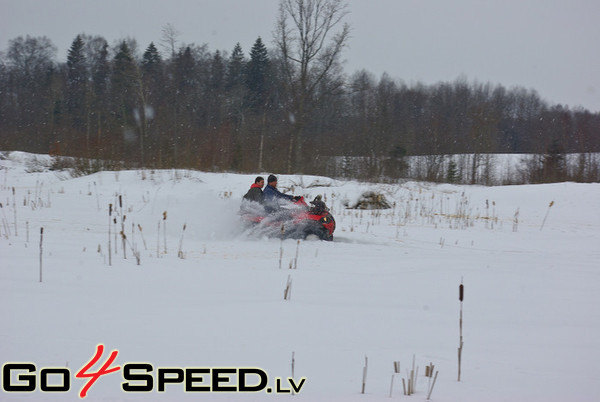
[1,151,599,401]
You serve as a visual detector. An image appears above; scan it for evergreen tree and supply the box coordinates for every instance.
[142,42,161,74]
[89,39,110,155]
[140,42,163,164]
[66,35,88,132]
[542,139,566,182]
[245,37,270,110]
[447,159,460,183]
[226,43,245,90]
[111,41,138,132]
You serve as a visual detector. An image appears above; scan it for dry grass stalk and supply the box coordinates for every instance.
[162,211,167,254]
[426,371,439,401]
[458,280,464,381]
[540,200,554,231]
[119,196,126,259]
[361,356,368,394]
[0,203,11,238]
[12,187,17,236]
[279,224,284,269]
[39,227,44,282]
[291,352,296,395]
[389,361,401,397]
[156,220,161,258]
[137,224,148,250]
[121,231,141,265]
[294,240,300,269]
[178,223,187,259]
[94,181,100,210]
[108,204,112,266]
[283,275,293,300]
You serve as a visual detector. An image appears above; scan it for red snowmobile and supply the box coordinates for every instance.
[240,195,335,241]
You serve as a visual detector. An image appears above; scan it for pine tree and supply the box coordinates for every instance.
[142,42,161,75]
[226,43,245,90]
[447,159,459,183]
[140,42,163,165]
[90,39,110,157]
[66,35,88,133]
[111,41,138,133]
[542,139,566,182]
[245,37,270,111]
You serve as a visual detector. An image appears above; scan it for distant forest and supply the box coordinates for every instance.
[1,1,599,184]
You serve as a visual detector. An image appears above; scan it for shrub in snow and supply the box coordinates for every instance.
[346,191,392,210]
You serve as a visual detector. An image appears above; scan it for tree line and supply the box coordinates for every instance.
[1,1,599,183]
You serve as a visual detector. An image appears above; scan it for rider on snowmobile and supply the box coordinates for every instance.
[262,175,301,213]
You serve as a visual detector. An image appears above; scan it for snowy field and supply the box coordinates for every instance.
[1,151,599,401]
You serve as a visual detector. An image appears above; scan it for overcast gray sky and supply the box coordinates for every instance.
[1,0,599,112]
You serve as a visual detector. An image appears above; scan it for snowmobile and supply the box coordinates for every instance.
[240,195,335,241]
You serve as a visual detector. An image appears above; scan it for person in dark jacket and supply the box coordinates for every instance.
[263,174,298,212]
[243,176,264,203]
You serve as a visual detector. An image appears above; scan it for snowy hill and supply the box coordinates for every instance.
[1,151,599,401]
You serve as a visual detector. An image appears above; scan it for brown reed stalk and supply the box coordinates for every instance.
[0,203,11,238]
[121,231,141,265]
[163,211,167,254]
[283,275,293,300]
[291,352,296,395]
[178,223,187,259]
[361,356,368,394]
[12,187,17,236]
[540,201,554,231]
[294,240,300,269]
[39,227,44,282]
[120,195,126,259]
[137,224,148,250]
[426,371,439,401]
[279,224,284,269]
[157,220,161,258]
[108,204,112,266]
[458,280,464,381]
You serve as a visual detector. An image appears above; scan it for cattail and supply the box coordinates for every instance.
[458,279,464,381]
[293,240,300,269]
[283,275,293,300]
[178,223,187,259]
[390,361,401,397]
[426,371,439,401]
[361,356,368,394]
[121,231,141,265]
[12,187,17,236]
[108,204,112,266]
[113,217,118,255]
[540,201,554,231]
[279,224,284,269]
[157,220,161,258]
[120,196,126,259]
[39,227,44,282]
[0,203,11,238]
[163,211,167,254]
[94,181,100,210]
[137,224,148,250]
[291,352,296,395]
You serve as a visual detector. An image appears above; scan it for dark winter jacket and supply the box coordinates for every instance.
[263,184,294,212]
[243,183,263,203]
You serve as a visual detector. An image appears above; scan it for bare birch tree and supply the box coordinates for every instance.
[274,0,350,173]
